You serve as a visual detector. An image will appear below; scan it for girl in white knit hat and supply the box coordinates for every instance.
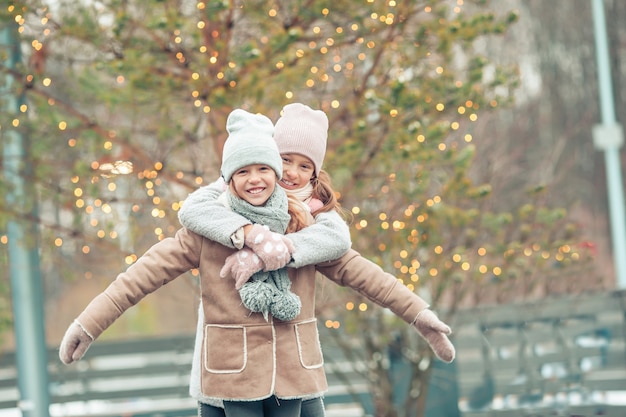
[179,103,455,417]
[59,108,323,417]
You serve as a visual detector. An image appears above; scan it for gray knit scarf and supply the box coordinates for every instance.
[226,187,301,321]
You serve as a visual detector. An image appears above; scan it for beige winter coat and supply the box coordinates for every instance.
[76,227,428,402]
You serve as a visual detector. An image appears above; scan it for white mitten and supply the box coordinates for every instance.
[244,224,295,271]
[59,321,94,364]
[413,309,456,363]
[220,248,265,289]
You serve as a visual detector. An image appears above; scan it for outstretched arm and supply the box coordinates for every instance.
[59,228,203,364]
[178,179,251,248]
[316,249,455,363]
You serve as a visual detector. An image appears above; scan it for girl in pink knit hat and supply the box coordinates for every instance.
[178,103,455,417]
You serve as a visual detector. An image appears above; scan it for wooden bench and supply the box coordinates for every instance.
[452,290,626,417]
[0,333,369,417]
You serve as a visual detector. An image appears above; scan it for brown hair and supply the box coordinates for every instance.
[310,169,352,222]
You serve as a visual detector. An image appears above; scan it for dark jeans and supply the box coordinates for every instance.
[223,396,301,417]
[198,397,325,417]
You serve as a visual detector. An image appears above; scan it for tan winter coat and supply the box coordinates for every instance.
[75,227,428,402]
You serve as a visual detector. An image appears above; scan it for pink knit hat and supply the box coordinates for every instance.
[273,103,328,176]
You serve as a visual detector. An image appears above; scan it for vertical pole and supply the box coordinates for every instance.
[591,0,626,288]
[1,20,51,417]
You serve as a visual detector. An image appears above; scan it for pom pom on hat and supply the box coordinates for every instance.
[221,109,283,183]
[273,103,328,176]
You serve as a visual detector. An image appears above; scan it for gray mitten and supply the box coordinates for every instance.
[244,224,294,271]
[413,309,456,363]
[59,321,94,364]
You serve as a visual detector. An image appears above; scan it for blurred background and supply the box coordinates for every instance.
[1,0,626,416]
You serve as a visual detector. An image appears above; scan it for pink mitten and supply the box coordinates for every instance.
[413,309,456,363]
[220,248,265,289]
[244,224,295,271]
[59,321,94,364]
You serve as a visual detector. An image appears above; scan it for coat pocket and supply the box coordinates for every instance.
[203,324,247,374]
[294,319,324,369]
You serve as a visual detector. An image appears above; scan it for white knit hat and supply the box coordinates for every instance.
[273,103,328,176]
[220,109,282,182]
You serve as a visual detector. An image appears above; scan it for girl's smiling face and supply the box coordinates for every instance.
[279,153,315,191]
[230,164,277,206]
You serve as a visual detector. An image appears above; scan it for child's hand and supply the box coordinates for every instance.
[59,321,94,364]
[412,309,456,363]
[244,224,295,271]
[220,248,264,289]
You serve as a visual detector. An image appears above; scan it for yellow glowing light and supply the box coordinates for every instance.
[74,188,83,197]
[469,114,478,121]
[82,246,90,254]
[465,134,473,142]
[97,230,105,238]
[54,238,63,247]
[346,302,354,310]
[358,303,368,312]
[351,206,360,214]
[477,247,486,256]
[429,268,438,277]
[493,267,502,276]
